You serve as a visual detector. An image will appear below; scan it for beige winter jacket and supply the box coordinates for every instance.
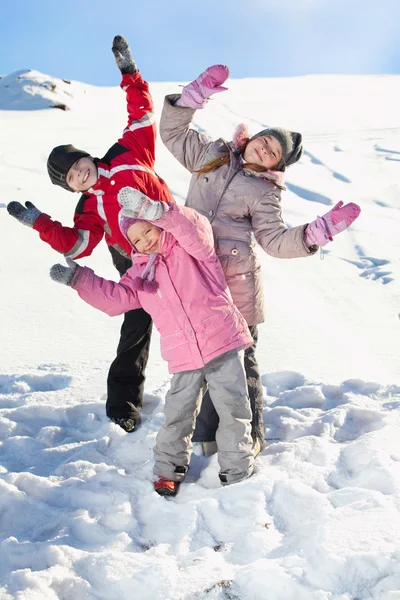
[160,94,318,325]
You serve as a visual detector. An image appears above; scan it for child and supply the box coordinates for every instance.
[49,188,255,496]
[159,65,361,454]
[7,35,175,433]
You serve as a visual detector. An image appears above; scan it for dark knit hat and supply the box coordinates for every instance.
[47,144,90,192]
[251,127,303,171]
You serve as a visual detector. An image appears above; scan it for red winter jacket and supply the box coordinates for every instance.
[33,72,175,260]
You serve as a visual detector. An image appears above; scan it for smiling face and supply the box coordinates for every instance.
[243,135,283,170]
[127,221,161,254]
[66,157,98,192]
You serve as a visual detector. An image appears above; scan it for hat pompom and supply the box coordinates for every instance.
[132,276,144,290]
[143,280,159,294]
[233,123,250,150]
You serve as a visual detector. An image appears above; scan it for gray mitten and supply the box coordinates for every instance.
[112,35,138,75]
[7,201,42,227]
[50,258,80,286]
[118,187,168,221]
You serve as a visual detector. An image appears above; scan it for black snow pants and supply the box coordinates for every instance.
[105,247,152,421]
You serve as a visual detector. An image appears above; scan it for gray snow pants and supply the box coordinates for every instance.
[153,349,254,485]
[193,325,265,447]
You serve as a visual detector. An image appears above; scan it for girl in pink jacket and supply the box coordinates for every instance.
[50,188,254,496]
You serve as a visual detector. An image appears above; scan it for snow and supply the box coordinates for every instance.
[0,70,399,599]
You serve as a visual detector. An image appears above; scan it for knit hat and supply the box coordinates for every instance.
[233,123,303,171]
[119,213,139,241]
[47,144,90,192]
[118,212,159,293]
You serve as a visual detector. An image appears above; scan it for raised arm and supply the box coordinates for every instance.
[112,35,156,168]
[159,65,230,173]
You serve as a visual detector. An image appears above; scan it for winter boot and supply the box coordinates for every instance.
[219,464,254,486]
[111,415,139,433]
[154,478,181,497]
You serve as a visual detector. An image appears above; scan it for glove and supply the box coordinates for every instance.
[50,258,81,286]
[305,201,361,247]
[118,187,169,221]
[7,201,42,228]
[112,35,138,75]
[175,64,230,110]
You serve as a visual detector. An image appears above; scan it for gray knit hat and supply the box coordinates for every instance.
[47,144,90,192]
[250,127,303,171]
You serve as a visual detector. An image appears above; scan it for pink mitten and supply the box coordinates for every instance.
[175,65,230,109]
[305,201,361,247]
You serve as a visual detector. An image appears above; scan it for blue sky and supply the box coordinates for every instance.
[0,0,399,84]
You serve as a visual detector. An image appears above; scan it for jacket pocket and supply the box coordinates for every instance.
[216,237,257,278]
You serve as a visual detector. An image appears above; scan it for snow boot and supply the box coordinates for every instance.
[154,478,181,497]
[111,415,139,433]
[219,464,254,486]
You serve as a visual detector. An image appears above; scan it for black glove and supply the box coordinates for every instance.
[7,201,42,227]
[50,258,80,286]
[112,35,138,75]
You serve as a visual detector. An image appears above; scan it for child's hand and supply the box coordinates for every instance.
[305,201,361,247]
[176,65,230,110]
[118,187,169,221]
[50,258,80,286]
[112,35,138,75]
[7,201,42,228]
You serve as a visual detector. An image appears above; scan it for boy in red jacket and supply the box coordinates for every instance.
[7,35,175,433]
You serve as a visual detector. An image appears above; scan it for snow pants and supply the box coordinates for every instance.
[153,349,254,484]
[193,325,265,448]
[106,247,152,421]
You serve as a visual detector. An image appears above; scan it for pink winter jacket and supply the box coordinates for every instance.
[71,204,253,374]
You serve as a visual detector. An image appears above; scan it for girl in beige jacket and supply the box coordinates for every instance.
[159,65,360,455]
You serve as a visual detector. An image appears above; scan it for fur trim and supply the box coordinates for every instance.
[132,276,144,290]
[232,123,249,150]
[243,167,286,190]
[143,280,158,293]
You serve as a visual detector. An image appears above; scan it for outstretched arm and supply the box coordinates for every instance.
[7,199,104,259]
[50,260,141,316]
[159,64,230,173]
[112,35,156,168]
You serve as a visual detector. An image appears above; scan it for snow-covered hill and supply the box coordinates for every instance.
[0,70,399,600]
[0,69,97,111]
